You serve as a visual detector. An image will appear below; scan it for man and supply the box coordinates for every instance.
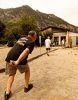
[61,38,65,47]
[4,31,37,100]
[45,36,51,56]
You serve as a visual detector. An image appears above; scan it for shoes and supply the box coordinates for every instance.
[24,84,33,93]
[4,91,11,100]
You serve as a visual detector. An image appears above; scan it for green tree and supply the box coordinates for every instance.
[20,15,39,35]
[12,27,21,40]
[0,21,6,37]
[4,20,21,39]
[46,31,53,39]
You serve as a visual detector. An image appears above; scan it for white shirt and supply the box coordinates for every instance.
[62,39,65,44]
[45,39,51,48]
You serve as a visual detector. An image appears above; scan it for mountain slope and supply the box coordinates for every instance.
[0,5,78,32]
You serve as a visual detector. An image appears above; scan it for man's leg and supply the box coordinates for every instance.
[4,75,15,100]
[24,65,33,92]
[46,48,48,55]
[24,67,30,88]
[6,75,15,93]
[18,64,33,92]
[47,49,49,56]
[5,62,16,93]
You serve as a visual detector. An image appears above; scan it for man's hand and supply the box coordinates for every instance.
[9,60,19,67]
[8,48,30,67]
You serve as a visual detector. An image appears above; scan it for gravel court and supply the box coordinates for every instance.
[1,48,78,100]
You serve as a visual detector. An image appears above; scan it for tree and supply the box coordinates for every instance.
[4,19,22,41]
[46,31,53,39]
[0,21,6,37]
[12,27,21,40]
[20,15,39,35]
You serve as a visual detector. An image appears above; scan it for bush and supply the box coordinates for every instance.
[7,41,14,47]
[0,40,8,44]
[0,38,8,44]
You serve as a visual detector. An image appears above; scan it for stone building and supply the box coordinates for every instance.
[40,26,78,47]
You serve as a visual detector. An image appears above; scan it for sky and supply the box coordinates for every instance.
[0,0,78,26]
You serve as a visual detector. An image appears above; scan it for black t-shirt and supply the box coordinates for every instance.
[5,36,34,65]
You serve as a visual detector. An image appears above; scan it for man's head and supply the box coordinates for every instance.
[48,36,50,39]
[28,31,37,42]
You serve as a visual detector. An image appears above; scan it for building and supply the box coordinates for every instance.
[40,26,78,47]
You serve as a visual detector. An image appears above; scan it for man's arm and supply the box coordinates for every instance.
[10,48,30,66]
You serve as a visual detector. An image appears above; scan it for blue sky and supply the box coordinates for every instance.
[0,0,78,26]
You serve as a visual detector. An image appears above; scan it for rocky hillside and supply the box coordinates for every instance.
[0,5,78,32]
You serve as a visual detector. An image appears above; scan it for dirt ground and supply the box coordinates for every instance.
[0,47,78,100]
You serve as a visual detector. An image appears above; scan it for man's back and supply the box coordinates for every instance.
[5,36,34,65]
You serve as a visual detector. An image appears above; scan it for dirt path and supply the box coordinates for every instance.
[1,48,78,100]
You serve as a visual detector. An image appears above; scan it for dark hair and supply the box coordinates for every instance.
[28,31,36,36]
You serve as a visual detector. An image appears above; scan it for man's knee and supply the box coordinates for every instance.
[25,66,30,73]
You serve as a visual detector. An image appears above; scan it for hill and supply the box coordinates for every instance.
[0,5,78,32]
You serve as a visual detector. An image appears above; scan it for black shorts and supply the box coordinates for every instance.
[46,48,50,50]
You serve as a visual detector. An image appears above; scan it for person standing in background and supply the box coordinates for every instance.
[45,36,51,56]
[61,38,65,47]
